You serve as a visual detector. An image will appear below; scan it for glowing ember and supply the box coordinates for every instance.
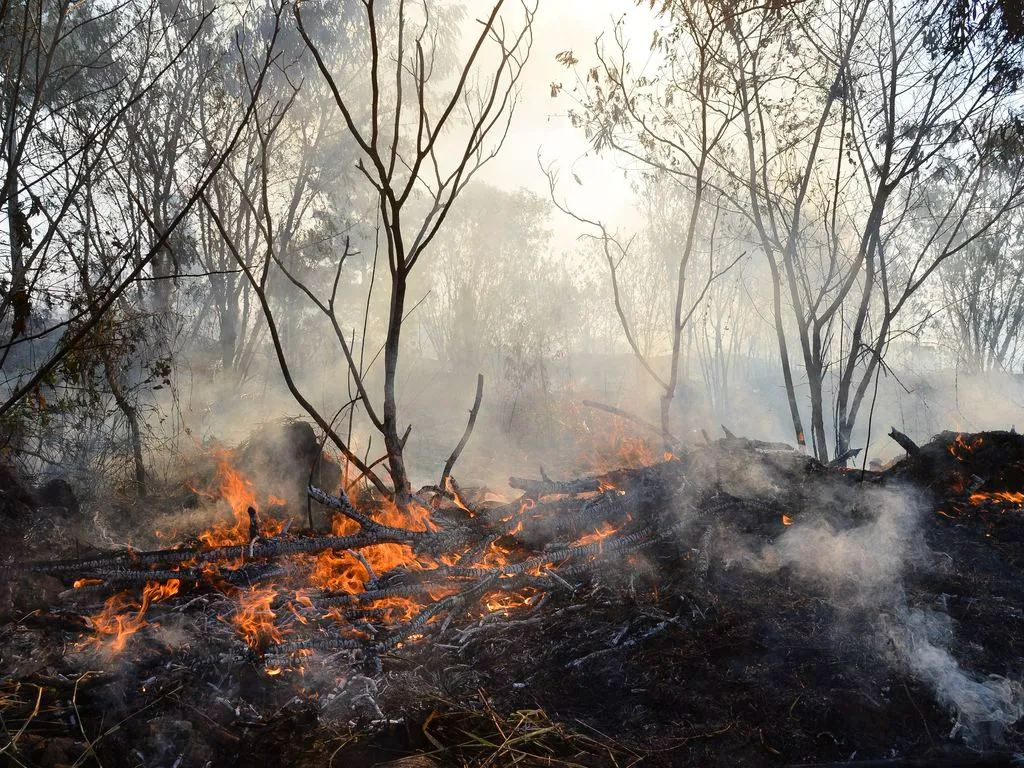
[969,490,1024,507]
[477,539,517,569]
[782,514,793,526]
[936,486,1024,519]
[482,589,536,615]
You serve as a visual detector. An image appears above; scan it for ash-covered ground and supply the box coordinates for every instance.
[1,427,1023,767]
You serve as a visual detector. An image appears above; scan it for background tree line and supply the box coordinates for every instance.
[2,0,1023,500]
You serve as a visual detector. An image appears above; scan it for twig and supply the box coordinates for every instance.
[828,448,861,467]
[308,485,377,529]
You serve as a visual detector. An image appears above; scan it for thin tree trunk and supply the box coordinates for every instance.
[383,263,411,499]
[101,348,147,498]
[7,104,28,340]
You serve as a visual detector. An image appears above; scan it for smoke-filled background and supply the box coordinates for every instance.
[3,0,1024,493]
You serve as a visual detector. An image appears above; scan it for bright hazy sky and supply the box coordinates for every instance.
[477,0,658,229]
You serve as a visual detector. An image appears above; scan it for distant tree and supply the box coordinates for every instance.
[545,3,743,446]
[417,182,551,371]
[0,0,283,489]
[934,126,1024,374]
[0,0,282,427]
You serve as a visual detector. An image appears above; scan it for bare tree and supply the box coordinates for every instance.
[208,0,536,500]
[718,0,1024,459]
[936,144,1024,374]
[573,0,1024,460]
[545,5,743,445]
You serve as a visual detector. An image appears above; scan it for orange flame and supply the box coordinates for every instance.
[477,539,517,569]
[194,452,286,547]
[445,477,477,517]
[948,433,984,461]
[310,550,366,594]
[482,589,536,615]
[569,403,660,473]
[84,579,180,651]
[231,585,283,649]
[574,520,623,549]
[969,490,1024,506]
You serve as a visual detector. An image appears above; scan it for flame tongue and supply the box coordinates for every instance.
[574,519,624,547]
[969,490,1024,507]
[84,579,180,652]
[195,452,286,547]
[232,585,283,649]
[948,433,984,461]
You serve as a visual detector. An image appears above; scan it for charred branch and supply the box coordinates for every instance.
[440,373,484,490]
[889,427,921,455]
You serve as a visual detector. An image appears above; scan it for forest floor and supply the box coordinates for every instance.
[1,426,1023,767]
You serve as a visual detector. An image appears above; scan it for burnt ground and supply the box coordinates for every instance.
[1,430,1024,767]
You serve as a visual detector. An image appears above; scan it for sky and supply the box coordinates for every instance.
[476,0,659,229]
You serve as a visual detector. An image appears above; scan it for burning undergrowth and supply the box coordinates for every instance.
[2,426,1024,766]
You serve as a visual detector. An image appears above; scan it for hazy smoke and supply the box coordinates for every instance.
[690,470,1024,746]
[754,486,921,598]
[883,606,1024,746]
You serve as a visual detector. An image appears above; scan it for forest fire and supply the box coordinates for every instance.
[5,0,1024,763]
[60,435,662,665]
[73,455,467,657]
[32,419,684,672]
[60,423,973,664]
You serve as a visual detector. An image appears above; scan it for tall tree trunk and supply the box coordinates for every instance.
[7,107,28,340]
[383,265,411,499]
[766,253,807,451]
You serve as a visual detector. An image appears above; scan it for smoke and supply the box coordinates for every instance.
[753,486,921,598]
[883,606,1024,746]
[684,465,1024,748]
